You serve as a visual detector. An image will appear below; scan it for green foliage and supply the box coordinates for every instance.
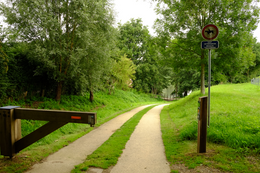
[107,54,136,93]
[250,41,260,78]
[0,0,116,100]
[118,19,173,94]
[0,36,9,100]
[3,42,56,100]
[117,18,150,65]
[72,105,156,172]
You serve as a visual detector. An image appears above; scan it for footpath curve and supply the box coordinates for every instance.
[26,105,151,173]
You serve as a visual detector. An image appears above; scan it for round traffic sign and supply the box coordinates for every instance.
[202,24,219,40]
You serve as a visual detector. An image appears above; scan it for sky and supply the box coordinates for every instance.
[112,0,158,35]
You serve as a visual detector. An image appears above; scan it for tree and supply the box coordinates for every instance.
[118,19,172,94]
[251,41,260,77]
[107,54,136,94]
[117,18,150,65]
[0,0,115,100]
[159,38,201,96]
[0,31,9,99]
[155,0,260,94]
[211,31,256,83]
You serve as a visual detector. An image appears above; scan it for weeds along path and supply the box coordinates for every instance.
[25,105,152,173]
[110,104,171,173]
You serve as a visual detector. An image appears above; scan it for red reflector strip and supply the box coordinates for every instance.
[71,116,81,120]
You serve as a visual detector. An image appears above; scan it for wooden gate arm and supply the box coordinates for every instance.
[14,108,96,125]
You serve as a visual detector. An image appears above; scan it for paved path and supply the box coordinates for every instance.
[110,104,170,173]
[26,105,151,173]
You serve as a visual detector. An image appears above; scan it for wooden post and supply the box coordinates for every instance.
[0,106,21,158]
[197,96,207,153]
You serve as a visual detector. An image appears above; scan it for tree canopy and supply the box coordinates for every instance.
[155,0,260,94]
[0,0,115,100]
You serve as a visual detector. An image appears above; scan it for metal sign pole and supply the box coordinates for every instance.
[201,24,219,128]
[208,49,211,127]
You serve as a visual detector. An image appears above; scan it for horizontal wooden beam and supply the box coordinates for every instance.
[14,108,96,125]
[15,121,68,153]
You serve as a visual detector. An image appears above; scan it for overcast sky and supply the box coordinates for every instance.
[113,0,157,35]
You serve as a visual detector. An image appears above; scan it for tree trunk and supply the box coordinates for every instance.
[90,90,94,102]
[200,50,205,94]
[247,69,249,82]
[56,81,62,101]
[175,83,178,99]
[108,86,111,95]
[41,89,45,97]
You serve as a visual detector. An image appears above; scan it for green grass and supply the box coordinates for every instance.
[161,83,260,172]
[72,105,156,172]
[0,90,165,173]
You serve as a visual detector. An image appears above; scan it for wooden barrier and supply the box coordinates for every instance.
[197,96,207,153]
[0,106,96,158]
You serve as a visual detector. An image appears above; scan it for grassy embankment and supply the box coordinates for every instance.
[161,83,260,173]
[0,89,164,173]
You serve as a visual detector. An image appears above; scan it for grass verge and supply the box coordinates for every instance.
[161,83,260,173]
[72,105,157,172]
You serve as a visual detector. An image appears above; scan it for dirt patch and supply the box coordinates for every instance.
[186,149,217,158]
[169,150,230,173]
[171,164,227,173]
[91,105,106,111]
[23,101,44,108]
[87,166,114,173]
[0,153,36,172]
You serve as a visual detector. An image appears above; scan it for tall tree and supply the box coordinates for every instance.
[0,0,114,100]
[107,54,136,94]
[0,31,9,99]
[118,18,150,65]
[251,41,260,77]
[118,19,172,94]
[155,0,260,94]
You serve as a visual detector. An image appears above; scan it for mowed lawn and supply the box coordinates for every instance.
[161,83,260,172]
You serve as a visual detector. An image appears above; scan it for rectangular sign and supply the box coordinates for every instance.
[201,41,219,49]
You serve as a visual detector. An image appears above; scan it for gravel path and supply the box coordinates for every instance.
[25,105,151,173]
[110,104,170,173]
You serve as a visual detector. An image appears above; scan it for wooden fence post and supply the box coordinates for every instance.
[197,96,207,153]
[0,106,21,158]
